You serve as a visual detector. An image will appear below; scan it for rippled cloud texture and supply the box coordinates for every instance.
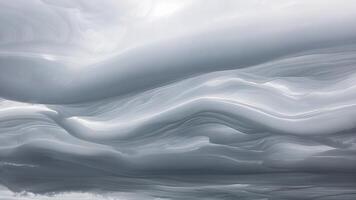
[1,0,356,199]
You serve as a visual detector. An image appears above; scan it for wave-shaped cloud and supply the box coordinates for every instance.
[1,1,356,199]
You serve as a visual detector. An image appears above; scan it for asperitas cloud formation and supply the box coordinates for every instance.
[1,1,356,200]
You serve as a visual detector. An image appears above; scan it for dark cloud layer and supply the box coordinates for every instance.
[1,1,356,199]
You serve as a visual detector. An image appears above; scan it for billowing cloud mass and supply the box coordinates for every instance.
[1,0,356,199]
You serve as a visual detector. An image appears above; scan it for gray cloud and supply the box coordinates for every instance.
[1,1,356,199]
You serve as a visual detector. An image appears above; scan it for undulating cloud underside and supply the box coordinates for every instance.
[0,1,356,199]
